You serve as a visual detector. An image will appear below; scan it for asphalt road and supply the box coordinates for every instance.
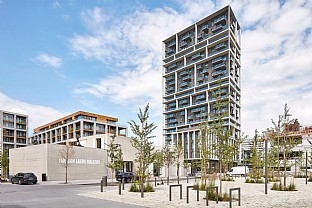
[0,182,144,208]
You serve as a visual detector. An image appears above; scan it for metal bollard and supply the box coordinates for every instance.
[122,178,125,190]
[100,179,103,192]
[119,181,121,195]
[103,176,107,187]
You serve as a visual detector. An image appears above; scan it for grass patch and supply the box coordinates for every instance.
[221,177,234,181]
[245,178,264,183]
[129,181,154,192]
[271,182,297,191]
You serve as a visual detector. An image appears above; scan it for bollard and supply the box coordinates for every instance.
[186,185,199,203]
[206,186,218,206]
[169,184,182,201]
[122,178,125,190]
[103,176,107,187]
[229,187,241,208]
[119,181,121,195]
[100,179,103,192]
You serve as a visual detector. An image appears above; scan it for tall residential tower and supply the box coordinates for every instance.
[162,6,241,168]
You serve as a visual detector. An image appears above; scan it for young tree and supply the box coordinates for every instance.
[173,142,184,184]
[128,103,157,192]
[249,129,263,179]
[106,135,123,182]
[59,143,75,184]
[199,118,211,186]
[271,104,298,190]
[210,80,242,195]
[163,143,175,185]
[153,150,164,178]
[1,150,9,180]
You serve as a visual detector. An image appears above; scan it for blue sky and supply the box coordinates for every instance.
[1,0,312,145]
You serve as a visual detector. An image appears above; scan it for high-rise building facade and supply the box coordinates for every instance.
[162,6,241,165]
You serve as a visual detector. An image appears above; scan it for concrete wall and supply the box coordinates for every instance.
[10,144,107,181]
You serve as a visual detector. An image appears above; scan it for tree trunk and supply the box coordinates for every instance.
[167,164,170,185]
[219,160,222,196]
[65,165,68,184]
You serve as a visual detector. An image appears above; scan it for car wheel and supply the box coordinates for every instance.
[33,182,37,184]
[18,180,22,185]
[11,180,14,184]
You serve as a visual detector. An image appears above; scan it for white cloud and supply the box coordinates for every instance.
[0,92,68,135]
[33,53,62,68]
[69,0,312,140]
[52,1,61,8]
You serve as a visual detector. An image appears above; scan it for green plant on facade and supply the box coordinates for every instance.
[128,103,157,192]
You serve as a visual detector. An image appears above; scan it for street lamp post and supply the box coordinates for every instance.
[265,137,268,194]
[305,149,308,185]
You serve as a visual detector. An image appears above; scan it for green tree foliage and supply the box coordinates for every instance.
[1,150,9,180]
[209,79,242,195]
[249,129,263,179]
[106,135,123,182]
[270,104,299,190]
[153,150,164,178]
[163,143,175,184]
[128,103,157,191]
[173,142,184,184]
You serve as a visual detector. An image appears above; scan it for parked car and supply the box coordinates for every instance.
[116,172,136,183]
[11,173,37,185]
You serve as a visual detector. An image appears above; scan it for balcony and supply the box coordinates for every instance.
[180,70,189,76]
[179,82,189,87]
[182,75,192,81]
[167,41,176,48]
[167,63,177,70]
[212,70,225,77]
[211,62,226,70]
[212,56,225,64]
[200,24,209,31]
[214,42,227,50]
[212,25,225,34]
[201,68,209,74]
[166,81,175,86]
[214,15,226,25]
[181,33,192,41]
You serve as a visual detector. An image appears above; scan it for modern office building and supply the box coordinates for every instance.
[162,6,241,168]
[28,111,127,145]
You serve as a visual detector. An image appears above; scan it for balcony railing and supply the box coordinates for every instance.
[212,62,226,70]
[214,15,226,25]
[181,33,192,40]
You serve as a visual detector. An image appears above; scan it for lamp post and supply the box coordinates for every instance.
[265,136,268,194]
[304,146,309,185]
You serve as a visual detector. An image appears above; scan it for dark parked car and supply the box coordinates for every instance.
[116,172,136,183]
[11,173,37,185]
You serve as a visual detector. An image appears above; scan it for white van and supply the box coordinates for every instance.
[226,166,249,177]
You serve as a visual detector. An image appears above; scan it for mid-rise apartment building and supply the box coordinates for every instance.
[0,110,28,175]
[162,6,241,168]
[0,110,28,151]
[28,111,127,145]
